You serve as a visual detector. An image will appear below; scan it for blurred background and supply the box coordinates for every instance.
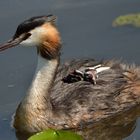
[0,0,140,139]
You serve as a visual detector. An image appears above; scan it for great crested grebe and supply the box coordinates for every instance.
[0,15,140,135]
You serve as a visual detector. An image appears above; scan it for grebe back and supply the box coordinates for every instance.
[0,15,140,134]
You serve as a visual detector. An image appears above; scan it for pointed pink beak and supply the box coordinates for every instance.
[0,33,30,52]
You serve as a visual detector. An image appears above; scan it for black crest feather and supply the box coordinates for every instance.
[13,15,54,39]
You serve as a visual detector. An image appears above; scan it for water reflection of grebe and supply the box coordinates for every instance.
[0,15,140,138]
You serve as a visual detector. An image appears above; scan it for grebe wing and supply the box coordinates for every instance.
[50,59,140,127]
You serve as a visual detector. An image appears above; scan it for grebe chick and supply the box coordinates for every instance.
[0,15,140,135]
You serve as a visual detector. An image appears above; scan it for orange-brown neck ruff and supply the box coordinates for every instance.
[38,23,61,60]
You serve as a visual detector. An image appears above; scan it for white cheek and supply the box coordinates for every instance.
[20,27,46,47]
[20,36,40,46]
[20,38,36,46]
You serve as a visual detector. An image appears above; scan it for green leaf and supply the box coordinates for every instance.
[28,129,83,140]
[112,13,140,27]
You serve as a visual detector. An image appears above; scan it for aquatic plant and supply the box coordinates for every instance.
[28,129,83,140]
[112,13,140,27]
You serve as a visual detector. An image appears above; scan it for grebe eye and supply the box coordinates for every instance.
[22,33,32,40]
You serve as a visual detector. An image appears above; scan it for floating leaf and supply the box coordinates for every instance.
[112,13,140,27]
[28,129,83,140]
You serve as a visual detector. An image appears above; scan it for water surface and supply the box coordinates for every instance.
[0,0,140,139]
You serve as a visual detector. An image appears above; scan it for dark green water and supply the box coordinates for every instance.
[0,0,140,139]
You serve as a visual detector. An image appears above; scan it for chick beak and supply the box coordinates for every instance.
[0,33,30,52]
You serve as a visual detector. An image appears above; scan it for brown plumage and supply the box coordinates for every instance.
[39,23,61,59]
[13,58,140,135]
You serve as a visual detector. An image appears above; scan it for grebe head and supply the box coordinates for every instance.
[0,15,61,59]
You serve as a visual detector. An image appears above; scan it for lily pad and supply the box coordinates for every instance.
[28,129,83,140]
[112,13,140,27]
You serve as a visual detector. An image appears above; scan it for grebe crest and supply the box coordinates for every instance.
[0,14,61,59]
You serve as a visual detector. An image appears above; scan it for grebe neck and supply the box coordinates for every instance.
[14,23,62,132]
[14,54,60,132]
[22,54,59,109]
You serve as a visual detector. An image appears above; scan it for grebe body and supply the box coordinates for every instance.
[0,15,140,134]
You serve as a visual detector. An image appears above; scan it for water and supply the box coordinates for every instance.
[0,0,140,139]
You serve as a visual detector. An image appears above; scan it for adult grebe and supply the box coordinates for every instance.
[0,15,140,135]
